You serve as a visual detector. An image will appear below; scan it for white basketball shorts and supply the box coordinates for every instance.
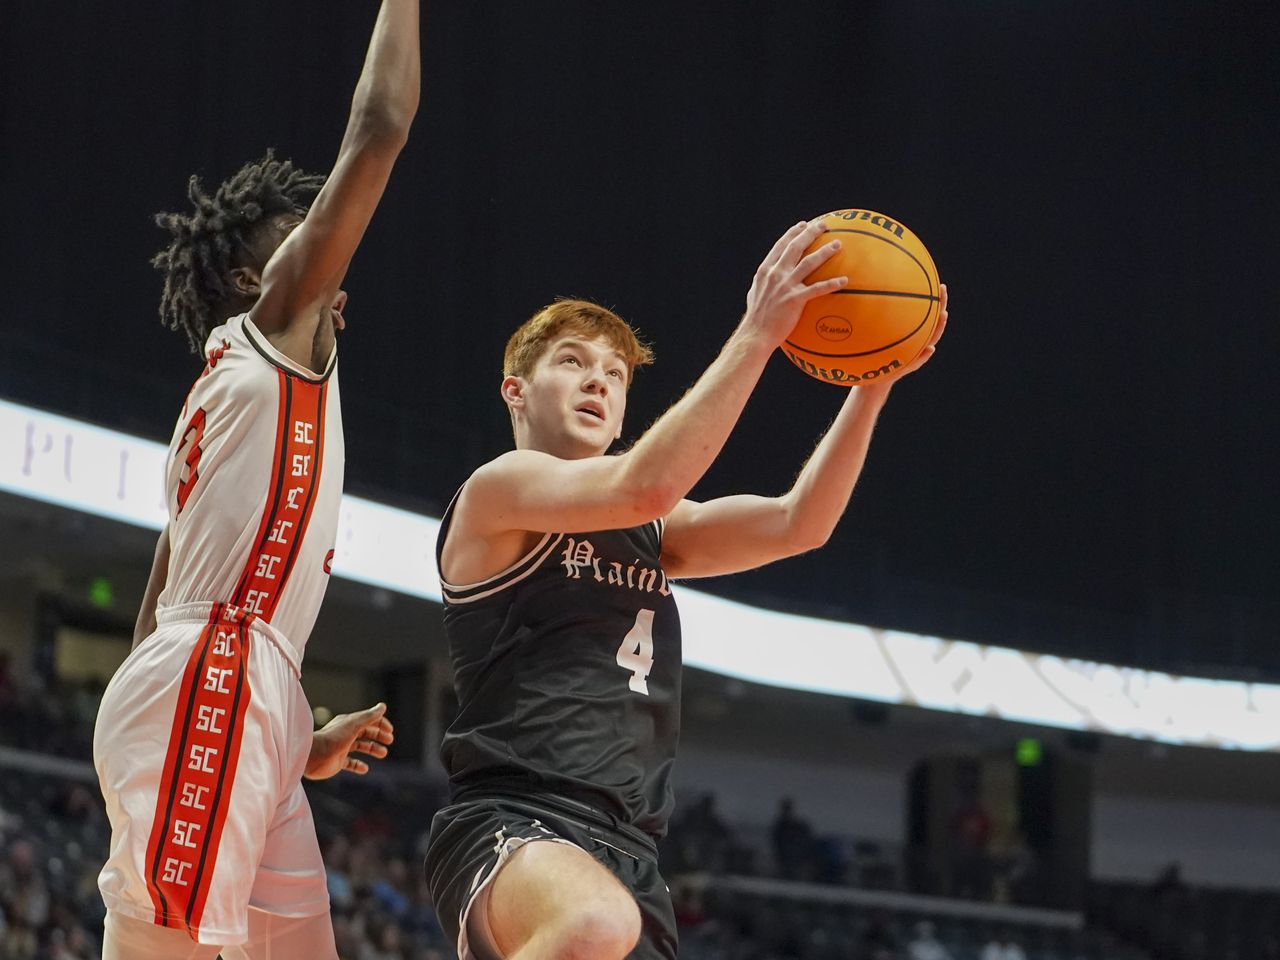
[94,601,328,945]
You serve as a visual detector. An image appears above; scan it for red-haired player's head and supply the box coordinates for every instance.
[500,299,654,459]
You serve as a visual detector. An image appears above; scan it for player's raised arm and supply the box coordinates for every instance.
[660,286,948,579]
[462,220,848,536]
[250,0,421,362]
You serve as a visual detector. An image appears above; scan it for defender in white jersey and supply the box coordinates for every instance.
[158,314,344,655]
[92,3,421,958]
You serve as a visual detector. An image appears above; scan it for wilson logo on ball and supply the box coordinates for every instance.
[815,317,852,342]
[785,351,902,384]
[830,209,906,239]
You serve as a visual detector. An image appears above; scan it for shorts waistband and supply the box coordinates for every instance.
[455,789,659,860]
[155,601,302,677]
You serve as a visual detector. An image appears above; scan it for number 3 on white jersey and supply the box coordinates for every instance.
[616,609,655,695]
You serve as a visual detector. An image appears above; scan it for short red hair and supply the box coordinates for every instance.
[503,299,654,385]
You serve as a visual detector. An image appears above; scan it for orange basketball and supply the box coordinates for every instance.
[783,209,940,386]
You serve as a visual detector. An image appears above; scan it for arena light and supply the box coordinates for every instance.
[3,397,1278,751]
[0,398,441,600]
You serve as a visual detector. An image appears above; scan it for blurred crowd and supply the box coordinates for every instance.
[0,788,105,960]
[661,793,898,890]
[3,655,1274,960]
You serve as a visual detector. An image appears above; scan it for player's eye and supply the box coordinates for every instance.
[607,369,624,379]
[561,356,580,366]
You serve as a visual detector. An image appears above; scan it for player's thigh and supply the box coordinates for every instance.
[221,907,337,960]
[485,838,641,954]
[247,777,329,918]
[102,910,223,960]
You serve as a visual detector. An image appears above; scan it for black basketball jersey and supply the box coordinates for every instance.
[436,489,682,839]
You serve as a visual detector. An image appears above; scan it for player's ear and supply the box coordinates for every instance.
[229,266,263,298]
[500,376,525,413]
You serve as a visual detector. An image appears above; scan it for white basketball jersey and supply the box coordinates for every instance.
[157,314,344,665]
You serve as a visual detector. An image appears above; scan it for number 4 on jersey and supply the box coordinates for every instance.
[616,608,656,695]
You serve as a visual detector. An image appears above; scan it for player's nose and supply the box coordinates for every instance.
[332,290,349,313]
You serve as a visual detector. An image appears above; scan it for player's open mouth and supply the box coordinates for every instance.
[575,403,604,421]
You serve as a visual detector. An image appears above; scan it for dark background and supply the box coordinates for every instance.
[3,1,1277,678]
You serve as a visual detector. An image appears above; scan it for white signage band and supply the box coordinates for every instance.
[2,397,1275,751]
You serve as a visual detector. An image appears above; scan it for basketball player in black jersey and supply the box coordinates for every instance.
[425,219,948,960]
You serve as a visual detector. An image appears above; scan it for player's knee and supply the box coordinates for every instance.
[551,893,641,960]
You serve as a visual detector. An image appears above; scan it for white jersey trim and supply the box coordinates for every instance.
[440,534,565,605]
[440,530,556,593]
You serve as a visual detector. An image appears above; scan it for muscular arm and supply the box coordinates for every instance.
[132,526,171,651]
[661,286,948,579]
[464,330,780,536]
[251,0,420,364]
[660,387,888,578]
[460,221,847,537]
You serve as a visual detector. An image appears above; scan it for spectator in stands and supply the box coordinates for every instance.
[1151,860,1186,898]
[673,792,734,873]
[331,911,366,959]
[0,917,38,960]
[812,833,849,885]
[851,838,896,889]
[359,912,404,960]
[990,826,1036,905]
[949,788,992,899]
[323,833,356,912]
[671,881,707,929]
[49,783,98,826]
[369,856,412,918]
[907,919,954,960]
[0,840,50,931]
[46,923,98,960]
[771,796,816,881]
[0,652,16,713]
[402,874,445,944]
[980,930,1028,960]
[860,909,897,960]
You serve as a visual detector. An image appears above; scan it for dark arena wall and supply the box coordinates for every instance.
[2,1,1279,959]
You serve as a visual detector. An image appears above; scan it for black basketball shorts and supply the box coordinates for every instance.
[423,794,677,960]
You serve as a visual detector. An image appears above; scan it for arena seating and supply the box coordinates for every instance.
[0,679,1263,960]
[0,744,1155,960]
[1090,879,1280,960]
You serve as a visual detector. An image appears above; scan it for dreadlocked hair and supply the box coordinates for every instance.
[151,150,326,353]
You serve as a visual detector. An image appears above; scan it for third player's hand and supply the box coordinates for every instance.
[304,702,395,780]
[740,219,847,346]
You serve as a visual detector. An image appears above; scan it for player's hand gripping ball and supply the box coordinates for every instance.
[784,209,941,386]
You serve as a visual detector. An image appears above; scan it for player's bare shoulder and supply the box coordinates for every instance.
[439,453,547,588]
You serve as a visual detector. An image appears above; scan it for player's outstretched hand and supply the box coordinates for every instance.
[742,219,848,346]
[304,702,395,780]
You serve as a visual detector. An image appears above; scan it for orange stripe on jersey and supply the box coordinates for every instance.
[183,613,253,934]
[272,379,327,599]
[230,370,291,613]
[144,604,254,940]
[231,373,327,621]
